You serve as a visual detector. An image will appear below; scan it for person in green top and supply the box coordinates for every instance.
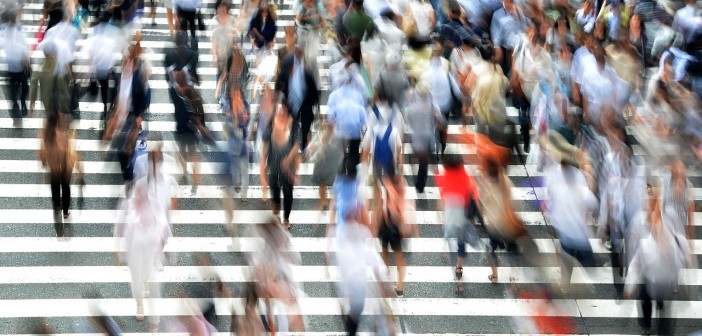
[343,0,372,43]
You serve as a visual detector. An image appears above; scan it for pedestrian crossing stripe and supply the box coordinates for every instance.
[0,265,700,285]
[0,236,700,255]
[0,297,700,319]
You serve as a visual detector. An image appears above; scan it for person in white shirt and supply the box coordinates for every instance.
[543,133,598,290]
[624,186,693,335]
[419,42,461,154]
[172,0,202,42]
[580,45,620,129]
[0,4,29,118]
[85,13,128,115]
[334,204,388,335]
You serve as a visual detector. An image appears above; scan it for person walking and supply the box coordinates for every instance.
[172,0,202,49]
[403,80,439,193]
[116,150,177,332]
[38,113,84,236]
[1,3,30,124]
[260,106,301,229]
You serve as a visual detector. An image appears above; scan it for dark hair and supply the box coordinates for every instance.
[443,154,464,169]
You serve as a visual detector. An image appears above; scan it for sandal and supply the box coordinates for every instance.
[283,219,291,230]
[455,266,463,280]
[488,274,498,284]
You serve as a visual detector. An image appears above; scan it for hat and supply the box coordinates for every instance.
[545,132,583,167]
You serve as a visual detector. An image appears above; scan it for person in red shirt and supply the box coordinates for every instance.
[434,154,479,295]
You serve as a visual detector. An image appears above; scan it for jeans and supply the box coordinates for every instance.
[230,155,250,196]
[270,179,293,220]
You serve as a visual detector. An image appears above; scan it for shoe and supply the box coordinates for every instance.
[136,304,144,321]
[283,219,291,230]
[488,274,498,284]
[240,197,249,205]
[455,266,463,280]
[63,212,70,220]
[393,287,404,297]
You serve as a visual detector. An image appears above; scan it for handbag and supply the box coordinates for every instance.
[32,22,46,52]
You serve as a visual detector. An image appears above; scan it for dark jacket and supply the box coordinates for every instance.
[164,45,199,83]
[275,55,320,123]
[248,15,277,48]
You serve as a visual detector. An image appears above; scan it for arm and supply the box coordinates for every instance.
[29,75,40,116]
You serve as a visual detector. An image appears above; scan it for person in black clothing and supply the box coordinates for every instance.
[43,0,64,31]
[165,31,200,86]
[275,44,320,151]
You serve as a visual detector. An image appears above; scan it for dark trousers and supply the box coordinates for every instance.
[300,118,313,151]
[343,139,361,170]
[50,172,71,215]
[177,7,197,39]
[270,180,293,221]
[7,71,28,115]
[414,150,429,192]
[512,93,531,153]
[640,287,672,334]
[345,286,366,335]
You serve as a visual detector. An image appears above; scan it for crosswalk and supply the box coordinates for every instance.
[0,0,701,334]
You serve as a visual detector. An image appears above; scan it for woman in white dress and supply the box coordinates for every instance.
[116,150,178,331]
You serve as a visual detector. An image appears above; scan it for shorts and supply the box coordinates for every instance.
[378,223,402,252]
[175,132,197,155]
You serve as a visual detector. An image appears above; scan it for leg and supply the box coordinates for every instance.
[347,139,361,168]
[300,119,313,151]
[559,242,576,287]
[394,247,406,292]
[319,183,327,209]
[8,72,20,113]
[415,150,429,192]
[61,172,71,217]
[238,155,250,199]
[270,178,282,215]
[99,78,109,113]
[282,183,294,221]
[640,286,653,330]
[50,173,63,236]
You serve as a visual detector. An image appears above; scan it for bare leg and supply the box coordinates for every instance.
[395,249,406,292]
[319,183,327,210]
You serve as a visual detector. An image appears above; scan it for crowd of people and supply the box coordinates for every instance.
[1,0,701,334]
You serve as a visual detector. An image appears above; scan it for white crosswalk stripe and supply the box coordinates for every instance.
[0,0,700,335]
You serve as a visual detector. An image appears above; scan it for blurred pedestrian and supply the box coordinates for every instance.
[306,121,344,211]
[38,113,84,236]
[0,3,30,124]
[260,106,301,229]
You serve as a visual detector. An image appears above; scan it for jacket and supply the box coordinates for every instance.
[275,55,320,123]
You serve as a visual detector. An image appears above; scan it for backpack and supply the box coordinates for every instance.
[372,105,396,173]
